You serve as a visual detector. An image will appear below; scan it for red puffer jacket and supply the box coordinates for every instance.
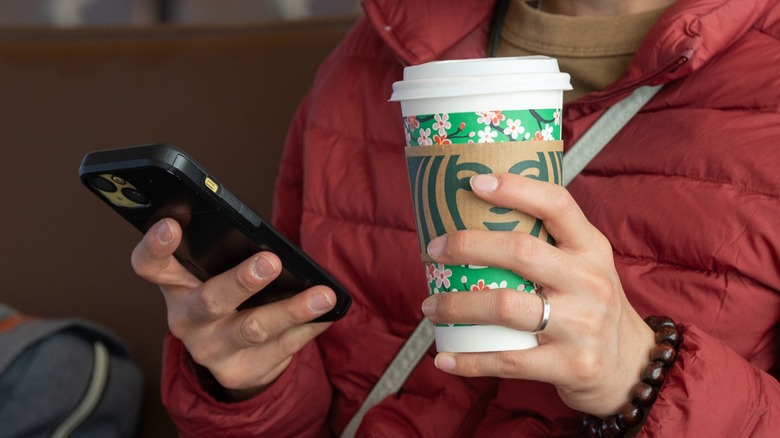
[161,0,780,436]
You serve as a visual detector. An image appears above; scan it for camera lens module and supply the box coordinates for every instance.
[121,187,150,206]
[90,175,118,193]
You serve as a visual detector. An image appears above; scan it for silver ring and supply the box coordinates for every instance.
[532,293,550,334]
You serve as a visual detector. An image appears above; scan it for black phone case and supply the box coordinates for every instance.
[79,143,351,322]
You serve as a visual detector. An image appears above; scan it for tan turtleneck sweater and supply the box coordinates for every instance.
[496,1,667,102]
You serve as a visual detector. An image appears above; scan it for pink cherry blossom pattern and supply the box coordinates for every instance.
[502,119,525,140]
[432,113,452,136]
[478,126,498,143]
[470,279,491,291]
[433,263,452,289]
[405,116,420,131]
[433,134,452,144]
[490,110,506,126]
[417,127,433,145]
[425,262,436,284]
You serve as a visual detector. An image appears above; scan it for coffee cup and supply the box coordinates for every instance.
[391,56,571,352]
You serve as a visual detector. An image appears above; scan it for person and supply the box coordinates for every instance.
[130,0,780,436]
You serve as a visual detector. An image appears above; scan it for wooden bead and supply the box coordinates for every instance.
[644,315,660,331]
[617,403,644,428]
[600,415,623,437]
[641,361,666,386]
[649,343,676,366]
[631,382,657,407]
[584,416,604,437]
[646,315,675,331]
[655,325,681,348]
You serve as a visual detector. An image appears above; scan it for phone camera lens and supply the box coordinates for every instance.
[121,187,149,205]
[90,176,117,193]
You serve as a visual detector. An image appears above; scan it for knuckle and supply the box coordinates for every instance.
[568,350,605,384]
[289,301,314,324]
[196,291,228,318]
[445,231,468,257]
[492,289,525,324]
[548,186,578,217]
[212,370,255,392]
[434,293,457,319]
[590,229,614,254]
[495,353,524,376]
[187,348,208,366]
[166,315,188,340]
[456,355,482,376]
[239,316,270,345]
[210,369,236,388]
[580,272,615,302]
[187,342,218,367]
[505,233,538,262]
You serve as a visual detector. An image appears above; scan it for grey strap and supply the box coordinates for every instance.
[52,341,110,438]
[341,318,434,437]
[341,84,663,437]
[563,85,662,186]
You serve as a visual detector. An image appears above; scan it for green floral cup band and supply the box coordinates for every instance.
[404,108,561,147]
[426,262,539,327]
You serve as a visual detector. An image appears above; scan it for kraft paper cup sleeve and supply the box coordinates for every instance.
[405,140,563,261]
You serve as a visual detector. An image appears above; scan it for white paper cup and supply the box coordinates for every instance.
[391,56,571,353]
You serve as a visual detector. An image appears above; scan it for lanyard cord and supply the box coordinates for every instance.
[487,0,511,58]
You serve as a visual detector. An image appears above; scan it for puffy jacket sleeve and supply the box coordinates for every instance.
[640,324,780,437]
[160,333,332,437]
[158,96,335,437]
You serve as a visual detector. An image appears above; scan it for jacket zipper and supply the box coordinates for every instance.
[572,55,690,105]
[576,55,690,105]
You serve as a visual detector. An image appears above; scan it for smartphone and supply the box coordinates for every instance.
[79,143,351,322]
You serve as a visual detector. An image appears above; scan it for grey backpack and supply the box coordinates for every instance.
[0,304,143,437]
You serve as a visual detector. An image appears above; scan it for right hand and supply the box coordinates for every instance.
[131,218,337,399]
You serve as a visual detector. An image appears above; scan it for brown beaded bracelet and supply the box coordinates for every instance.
[583,316,682,438]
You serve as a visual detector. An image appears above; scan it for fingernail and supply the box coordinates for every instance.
[156,220,174,244]
[252,255,276,280]
[308,292,333,314]
[470,174,499,193]
[421,296,438,316]
[427,235,446,258]
[435,354,456,371]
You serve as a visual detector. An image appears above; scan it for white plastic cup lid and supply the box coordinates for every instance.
[390,56,572,102]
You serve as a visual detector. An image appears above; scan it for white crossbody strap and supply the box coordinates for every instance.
[340,318,434,438]
[562,85,662,186]
[341,84,663,437]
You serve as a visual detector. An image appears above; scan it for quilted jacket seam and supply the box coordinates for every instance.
[581,171,780,201]
[614,252,775,291]
[301,207,416,234]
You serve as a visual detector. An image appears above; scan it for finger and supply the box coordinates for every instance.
[187,286,336,366]
[422,287,549,333]
[211,322,333,391]
[426,229,573,290]
[131,218,200,288]
[186,252,284,323]
[433,345,567,384]
[225,285,338,350]
[470,173,597,250]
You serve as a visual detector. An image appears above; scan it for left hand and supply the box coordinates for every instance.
[421,173,655,417]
